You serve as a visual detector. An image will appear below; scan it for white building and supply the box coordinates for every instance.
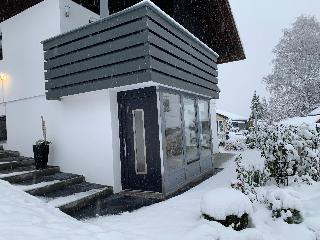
[0,0,245,195]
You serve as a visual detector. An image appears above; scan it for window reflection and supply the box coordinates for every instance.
[198,100,211,158]
[163,93,184,170]
[183,97,199,162]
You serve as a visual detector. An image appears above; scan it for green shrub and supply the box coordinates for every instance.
[202,213,249,231]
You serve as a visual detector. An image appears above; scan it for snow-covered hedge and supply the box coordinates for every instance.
[224,132,247,151]
[231,154,269,202]
[265,188,303,224]
[249,123,320,184]
[201,188,253,231]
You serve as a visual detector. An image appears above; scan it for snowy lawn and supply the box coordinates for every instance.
[0,150,320,240]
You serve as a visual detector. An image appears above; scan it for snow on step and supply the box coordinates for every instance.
[0,162,13,165]
[14,180,60,191]
[0,170,33,178]
[44,188,106,208]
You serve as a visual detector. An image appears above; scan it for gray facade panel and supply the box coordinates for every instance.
[43,2,219,100]
[149,45,218,81]
[45,45,149,79]
[46,70,151,100]
[149,58,219,91]
[146,19,216,68]
[46,57,149,89]
[44,18,148,60]
[148,33,217,73]
[151,71,219,99]
[44,31,149,70]
[145,6,218,62]
[43,6,149,50]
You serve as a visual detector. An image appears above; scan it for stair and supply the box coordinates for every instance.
[0,150,163,220]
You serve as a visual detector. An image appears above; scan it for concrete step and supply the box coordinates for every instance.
[26,175,86,196]
[58,187,113,215]
[70,193,161,219]
[0,150,20,159]
[0,166,60,183]
[17,172,82,186]
[0,158,34,170]
[42,181,108,199]
[0,156,30,163]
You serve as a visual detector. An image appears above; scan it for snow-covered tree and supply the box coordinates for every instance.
[264,16,320,121]
[249,91,264,120]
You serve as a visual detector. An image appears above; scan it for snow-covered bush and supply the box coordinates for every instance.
[265,188,303,224]
[224,132,247,151]
[255,124,320,184]
[231,155,269,202]
[201,188,253,231]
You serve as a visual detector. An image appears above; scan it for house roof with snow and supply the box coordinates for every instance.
[308,107,320,116]
[216,109,248,121]
[279,115,320,126]
[1,0,245,64]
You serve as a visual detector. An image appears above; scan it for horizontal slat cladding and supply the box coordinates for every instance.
[146,6,218,64]
[149,57,218,92]
[46,70,151,100]
[44,18,148,60]
[44,31,149,70]
[43,2,219,100]
[46,57,149,89]
[45,44,149,80]
[146,19,217,70]
[151,71,219,99]
[43,6,149,51]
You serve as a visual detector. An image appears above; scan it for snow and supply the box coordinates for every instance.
[0,170,32,178]
[279,115,320,126]
[15,180,60,191]
[240,149,265,171]
[200,188,253,220]
[0,151,320,239]
[265,188,302,211]
[308,107,320,116]
[44,188,107,207]
[216,109,248,121]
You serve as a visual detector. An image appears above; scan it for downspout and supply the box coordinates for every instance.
[100,0,109,18]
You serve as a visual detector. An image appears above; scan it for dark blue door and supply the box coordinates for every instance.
[118,87,162,192]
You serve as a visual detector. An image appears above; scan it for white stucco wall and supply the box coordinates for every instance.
[0,0,60,103]
[0,0,117,187]
[59,0,99,33]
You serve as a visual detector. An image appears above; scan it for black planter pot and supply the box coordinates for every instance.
[33,144,49,169]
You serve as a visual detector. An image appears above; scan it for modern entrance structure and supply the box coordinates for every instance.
[0,0,244,196]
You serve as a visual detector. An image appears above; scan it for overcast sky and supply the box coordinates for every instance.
[217,0,320,117]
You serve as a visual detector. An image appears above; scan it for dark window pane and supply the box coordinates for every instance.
[0,115,7,141]
[163,93,184,170]
[198,100,211,158]
[0,32,3,60]
[183,97,199,162]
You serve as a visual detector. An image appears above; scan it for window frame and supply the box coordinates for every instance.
[159,87,213,175]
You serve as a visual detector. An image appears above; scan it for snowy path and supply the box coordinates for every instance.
[0,151,320,240]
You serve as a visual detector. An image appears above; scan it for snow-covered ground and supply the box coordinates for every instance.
[0,150,320,240]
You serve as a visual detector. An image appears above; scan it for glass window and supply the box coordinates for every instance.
[217,120,225,133]
[163,93,184,170]
[132,109,147,174]
[198,100,211,158]
[183,97,199,162]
